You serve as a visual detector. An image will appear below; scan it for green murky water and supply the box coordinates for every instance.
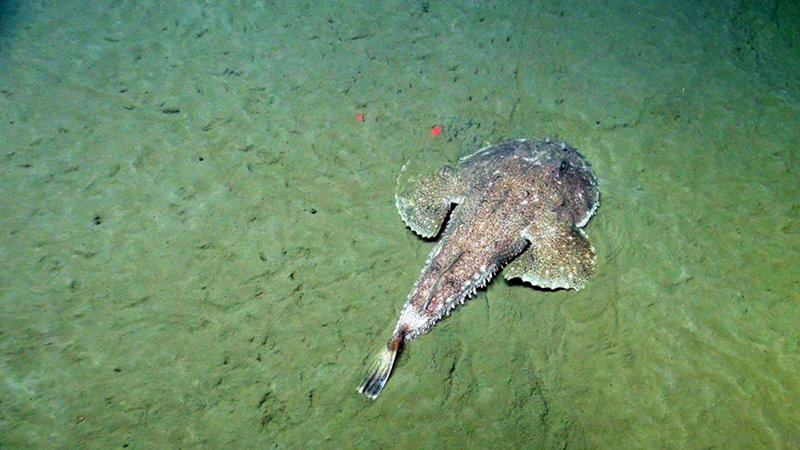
[1,1,798,447]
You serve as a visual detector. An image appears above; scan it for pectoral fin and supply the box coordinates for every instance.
[504,226,596,290]
[395,160,461,238]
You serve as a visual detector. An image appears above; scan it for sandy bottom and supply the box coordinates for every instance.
[1,0,798,447]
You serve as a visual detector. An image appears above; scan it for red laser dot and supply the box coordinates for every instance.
[431,126,441,135]
[357,114,364,121]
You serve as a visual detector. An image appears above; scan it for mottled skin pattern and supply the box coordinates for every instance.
[358,138,599,399]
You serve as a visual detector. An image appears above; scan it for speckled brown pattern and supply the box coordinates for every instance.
[359,138,600,399]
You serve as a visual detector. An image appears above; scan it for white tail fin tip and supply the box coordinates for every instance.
[357,335,401,399]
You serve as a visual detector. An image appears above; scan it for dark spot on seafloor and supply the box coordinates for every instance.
[93,215,102,225]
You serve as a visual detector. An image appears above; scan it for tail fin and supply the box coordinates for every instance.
[357,334,402,399]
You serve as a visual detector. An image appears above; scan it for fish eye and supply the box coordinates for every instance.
[558,160,569,174]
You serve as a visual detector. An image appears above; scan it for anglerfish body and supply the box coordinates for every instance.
[358,138,600,399]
